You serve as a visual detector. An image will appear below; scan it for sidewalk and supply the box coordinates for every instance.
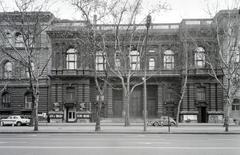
[0,123,240,134]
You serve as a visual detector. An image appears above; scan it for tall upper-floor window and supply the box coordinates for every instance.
[3,61,12,79]
[66,87,75,101]
[26,62,34,78]
[130,50,140,70]
[196,87,206,101]
[115,51,121,70]
[231,46,240,63]
[164,50,174,70]
[195,47,205,68]
[149,58,155,70]
[96,51,106,71]
[2,92,11,108]
[24,92,32,109]
[15,32,24,48]
[66,48,77,69]
[5,30,13,47]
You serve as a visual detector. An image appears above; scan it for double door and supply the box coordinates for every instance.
[67,107,76,122]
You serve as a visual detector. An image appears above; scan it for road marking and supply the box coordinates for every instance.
[0,146,239,149]
[0,141,26,144]
[127,142,171,145]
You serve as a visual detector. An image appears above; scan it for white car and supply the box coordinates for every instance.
[0,116,30,126]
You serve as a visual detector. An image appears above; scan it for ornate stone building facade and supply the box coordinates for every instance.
[0,10,239,123]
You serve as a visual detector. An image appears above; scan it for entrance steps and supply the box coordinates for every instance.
[101,118,146,123]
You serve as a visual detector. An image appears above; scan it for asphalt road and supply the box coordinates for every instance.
[0,134,239,155]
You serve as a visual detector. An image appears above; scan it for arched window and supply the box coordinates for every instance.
[5,30,13,47]
[149,58,155,70]
[96,51,106,71]
[130,50,140,70]
[15,32,24,47]
[24,92,32,109]
[195,47,205,68]
[164,50,174,70]
[66,48,77,69]
[2,92,11,108]
[3,61,12,79]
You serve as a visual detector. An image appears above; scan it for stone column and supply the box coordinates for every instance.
[157,84,164,117]
[107,86,113,117]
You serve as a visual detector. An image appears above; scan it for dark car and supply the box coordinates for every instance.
[147,116,176,126]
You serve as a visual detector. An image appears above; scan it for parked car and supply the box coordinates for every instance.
[0,116,30,126]
[147,116,176,126]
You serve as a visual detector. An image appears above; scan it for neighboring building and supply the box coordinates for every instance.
[0,12,53,119]
[0,10,239,123]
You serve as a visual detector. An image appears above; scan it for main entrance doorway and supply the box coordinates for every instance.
[66,106,76,122]
[198,107,207,123]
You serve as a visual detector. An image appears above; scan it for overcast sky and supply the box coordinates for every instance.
[1,0,240,23]
[53,0,240,23]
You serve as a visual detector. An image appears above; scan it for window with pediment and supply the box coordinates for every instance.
[195,47,205,68]
[130,50,140,70]
[2,92,11,108]
[164,50,174,70]
[3,61,12,79]
[66,48,77,69]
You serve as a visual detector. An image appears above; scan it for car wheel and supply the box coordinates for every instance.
[170,122,175,126]
[153,122,159,126]
[0,122,3,126]
[16,122,22,126]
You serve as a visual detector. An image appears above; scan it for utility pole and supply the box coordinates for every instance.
[144,15,151,131]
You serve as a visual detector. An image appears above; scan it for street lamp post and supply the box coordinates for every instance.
[144,15,151,131]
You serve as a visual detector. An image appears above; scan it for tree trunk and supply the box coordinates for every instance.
[224,103,231,132]
[95,103,101,131]
[124,95,130,127]
[34,93,39,131]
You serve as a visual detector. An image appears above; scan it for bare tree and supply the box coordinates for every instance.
[201,0,240,131]
[66,0,171,128]
[0,0,54,131]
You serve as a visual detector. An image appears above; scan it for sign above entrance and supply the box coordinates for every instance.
[64,103,75,107]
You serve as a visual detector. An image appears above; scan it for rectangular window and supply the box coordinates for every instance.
[96,51,106,71]
[66,88,75,101]
[196,87,206,100]
[115,58,121,70]
[232,104,240,110]
[164,55,174,70]
[2,93,11,108]
[130,51,140,70]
